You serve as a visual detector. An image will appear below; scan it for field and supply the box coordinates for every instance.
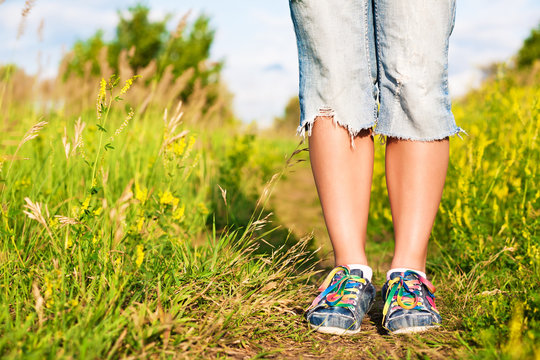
[1,24,539,360]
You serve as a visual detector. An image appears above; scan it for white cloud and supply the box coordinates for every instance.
[448,0,540,93]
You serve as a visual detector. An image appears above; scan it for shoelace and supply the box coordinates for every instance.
[307,266,367,311]
[382,271,438,323]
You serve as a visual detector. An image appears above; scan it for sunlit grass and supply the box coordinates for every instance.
[0,52,538,359]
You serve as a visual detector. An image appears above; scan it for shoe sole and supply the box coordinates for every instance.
[390,325,440,334]
[309,323,362,336]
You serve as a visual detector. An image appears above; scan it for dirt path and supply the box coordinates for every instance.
[264,163,461,359]
[269,162,393,272]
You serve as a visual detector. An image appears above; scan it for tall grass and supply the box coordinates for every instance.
[1,17,539,358]
[433,67,539,359]
[0,43,314,357]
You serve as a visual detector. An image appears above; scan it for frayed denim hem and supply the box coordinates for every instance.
[373,126,468,144]
[296,106,377,148]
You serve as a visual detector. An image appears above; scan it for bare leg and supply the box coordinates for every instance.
[309,118,374,266]
[385,138,449,272]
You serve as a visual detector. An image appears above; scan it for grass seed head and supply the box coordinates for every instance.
[23,197,48,226]
[17,0,36,39]
[21,120,47,145]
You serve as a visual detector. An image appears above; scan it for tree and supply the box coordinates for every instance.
[108,5,167,73]
[62,4,221,87]
[516,23,540,69]
[273,96,300,133]
[64,31,106,78]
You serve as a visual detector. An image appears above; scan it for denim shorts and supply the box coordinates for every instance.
[289,0,464,142]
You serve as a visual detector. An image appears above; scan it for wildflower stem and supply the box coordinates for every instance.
[91,92,113,189]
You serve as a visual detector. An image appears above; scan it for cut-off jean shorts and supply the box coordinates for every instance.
[289,0,464,142]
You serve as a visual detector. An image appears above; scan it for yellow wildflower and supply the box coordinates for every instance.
[136,216,144,232]
[135,183,148,203]
[173,204,185,221]
[135,244,144,268]
[48,217,59,230]
[44,278,53,298]
[159,190,179,207]
[98,78,106,101]
[197,202,209,215]
[119,75,141,96]
[97,78,107,120]
[79,195,91,216]
[171,137,186,156]
[184,135,196,156]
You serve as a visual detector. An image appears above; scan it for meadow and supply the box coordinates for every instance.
[1,21,539,360]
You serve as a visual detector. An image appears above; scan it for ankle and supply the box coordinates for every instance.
[335,263,373,282]
[386,267,427,280]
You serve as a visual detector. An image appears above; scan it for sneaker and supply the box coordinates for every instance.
[382,270,442,334]
[306,265,376,335]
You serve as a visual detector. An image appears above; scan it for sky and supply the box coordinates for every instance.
[1,0,540,127]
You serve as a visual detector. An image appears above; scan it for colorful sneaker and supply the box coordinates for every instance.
[306,265,376,335]
[382,270,442,334]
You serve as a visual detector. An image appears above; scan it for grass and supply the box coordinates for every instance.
[1,46,539,360]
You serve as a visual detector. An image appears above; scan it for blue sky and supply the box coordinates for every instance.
[1,0,540,127]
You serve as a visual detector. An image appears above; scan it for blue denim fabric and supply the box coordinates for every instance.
[289,0,463,141]
[306,269,376,334]
[382,271,442,333]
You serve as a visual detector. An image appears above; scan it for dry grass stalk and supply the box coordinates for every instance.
[162,130,189,150]
[21,120,47,145]
[37,18,44,42]
[165,101,184,135]
[172,11,192,39]
[73,117,85,151]
[218,185,227,207]
[23,197,49,226]
[3,120,47,188]
[32,280,44,326]
[54,215,80,227]
[23,197,53,239]
[160,101,189,154]
[17,0,37,40]
[62,128,70,159]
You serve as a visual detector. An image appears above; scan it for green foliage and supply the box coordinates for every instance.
[273,96,300,133]
[64,31,106,78]
[0,64,18,81]
[63,4,221,92]
[517,23,540,69]
[108,5,167,72]
[160,14,219,79]
[431,68,539,358]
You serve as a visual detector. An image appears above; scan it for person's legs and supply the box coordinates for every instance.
[374,0,460,272]
[289,0,378,267]
[382,140,449,334]
[290,0,379,335]
[304,123,377,335]
[309,120,373,266]
[385,139,449,272]
[374,0,460,333]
